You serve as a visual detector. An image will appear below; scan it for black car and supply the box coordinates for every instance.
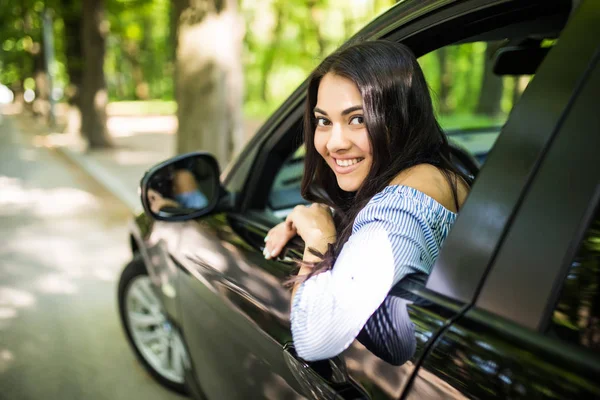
[117,0,600,398]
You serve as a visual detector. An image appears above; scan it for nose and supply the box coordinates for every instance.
[326,123,351,154]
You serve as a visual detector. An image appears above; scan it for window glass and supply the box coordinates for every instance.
[419,41,533,164]
[548,204,600,352]
[268,146,308,213]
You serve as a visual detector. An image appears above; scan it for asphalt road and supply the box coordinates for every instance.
[0,116,185,400]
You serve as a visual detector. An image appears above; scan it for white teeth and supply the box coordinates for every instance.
[336,158,362,167]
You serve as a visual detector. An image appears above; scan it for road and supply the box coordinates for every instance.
[0,116,185,400]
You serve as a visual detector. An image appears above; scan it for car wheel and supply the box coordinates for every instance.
[118,255,189,395]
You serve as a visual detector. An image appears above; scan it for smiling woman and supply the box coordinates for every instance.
[264,40,471,364]
[313,74,372,193]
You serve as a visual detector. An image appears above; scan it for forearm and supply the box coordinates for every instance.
[290,225,396,361]
[291,238,332,301]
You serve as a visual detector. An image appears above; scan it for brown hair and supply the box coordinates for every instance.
[289,40,468,285]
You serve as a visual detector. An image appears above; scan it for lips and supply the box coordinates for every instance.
[331,157,364,174]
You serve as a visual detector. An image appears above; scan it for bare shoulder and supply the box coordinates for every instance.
[390,164,469,213]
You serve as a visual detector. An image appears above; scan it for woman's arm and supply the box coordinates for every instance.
[291,195,432,362]
[291,237,331,302]
[291,224,397,360]
[264,203,336,301]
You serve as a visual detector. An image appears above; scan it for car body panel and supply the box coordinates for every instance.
[174,214,304,399]
[425,0,579,303]
[409,308,600,399]
[407,2,600,397]
[475,18,600,330]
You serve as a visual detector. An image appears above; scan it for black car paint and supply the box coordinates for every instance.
[126,0,600,399]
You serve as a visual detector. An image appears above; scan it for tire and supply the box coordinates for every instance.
[117,255,189,395]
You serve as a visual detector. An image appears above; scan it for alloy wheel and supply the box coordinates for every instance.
[125,275,188,384]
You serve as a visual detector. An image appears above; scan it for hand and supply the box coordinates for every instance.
[264,203,336,260]
[147,189,180,213]
[263,221,297,260]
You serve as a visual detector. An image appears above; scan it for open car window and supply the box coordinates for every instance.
[420,41,535,164]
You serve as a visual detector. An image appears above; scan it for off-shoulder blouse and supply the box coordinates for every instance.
[291,185,457,361]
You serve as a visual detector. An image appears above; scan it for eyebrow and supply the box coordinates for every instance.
[314,105,363,116]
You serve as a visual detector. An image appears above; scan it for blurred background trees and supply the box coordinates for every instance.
[0,0,525,164]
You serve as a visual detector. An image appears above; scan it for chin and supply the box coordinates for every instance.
[336,177,362,192]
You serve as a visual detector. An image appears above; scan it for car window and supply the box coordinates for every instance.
[268,146,308,215]
[547,202,600,353]
[419,41,533,165]
[267,40,536,216]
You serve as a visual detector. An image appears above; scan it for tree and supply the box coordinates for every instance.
[476,42,504,116]
[435,47,452,114]
[0,1,41,107]
[259,0,285,103]
[81,0,112,148]
[172,0,244,166]
[60,0,84,134]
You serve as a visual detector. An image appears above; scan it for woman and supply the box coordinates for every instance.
[264,41,470,365]
[148,166,209,213]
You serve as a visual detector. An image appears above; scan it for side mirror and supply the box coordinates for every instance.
[140,152,224,221]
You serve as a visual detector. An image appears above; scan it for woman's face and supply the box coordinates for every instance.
[313,73,372,192]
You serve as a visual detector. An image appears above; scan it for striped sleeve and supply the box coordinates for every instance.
[291,195,433,361]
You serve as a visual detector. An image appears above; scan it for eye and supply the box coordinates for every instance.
[316,116,331,127]
[349,115,365,125]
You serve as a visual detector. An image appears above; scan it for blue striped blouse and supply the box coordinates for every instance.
[290,185,458,361]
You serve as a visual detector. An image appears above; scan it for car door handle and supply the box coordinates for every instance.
[283,343,370,400]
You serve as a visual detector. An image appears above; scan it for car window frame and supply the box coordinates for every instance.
[239,0,574,306]
[473,43,600,332]
[231,0,567,213]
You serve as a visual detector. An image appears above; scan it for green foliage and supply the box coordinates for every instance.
[105,0,172,100]
[0,0,42,89]
[242,0,397,118]
[0,0,533,125]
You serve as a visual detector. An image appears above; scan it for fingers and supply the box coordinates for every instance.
[263,222,296,260]
[264,233,285,260]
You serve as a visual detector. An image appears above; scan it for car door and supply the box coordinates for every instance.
[172,0,580,399]
[133,212,184,325]
[407,2,600,397]
[174,116,308,398]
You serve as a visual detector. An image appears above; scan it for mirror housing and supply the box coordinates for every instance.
[493,40,551,76]
[140,152,228,221]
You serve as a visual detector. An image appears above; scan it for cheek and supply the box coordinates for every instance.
[313,131,329,158]
[357,130,372,156]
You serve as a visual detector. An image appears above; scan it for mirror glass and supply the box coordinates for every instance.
[144,155,218,218]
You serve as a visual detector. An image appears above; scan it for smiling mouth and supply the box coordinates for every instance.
[334,158,364,167]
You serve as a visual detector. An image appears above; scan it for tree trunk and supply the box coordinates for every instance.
[81,0,112,148]
[173,0,244,166]
[476,42,504,116]
[61,0,84,134]
[343,8,353,40]
[307,0,326,59]
[435,47,451,114]
[123,41,149,100]
[260,0,284,102]
[32,41,50,118]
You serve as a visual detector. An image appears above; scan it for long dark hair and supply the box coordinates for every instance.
[293,40,469,284]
